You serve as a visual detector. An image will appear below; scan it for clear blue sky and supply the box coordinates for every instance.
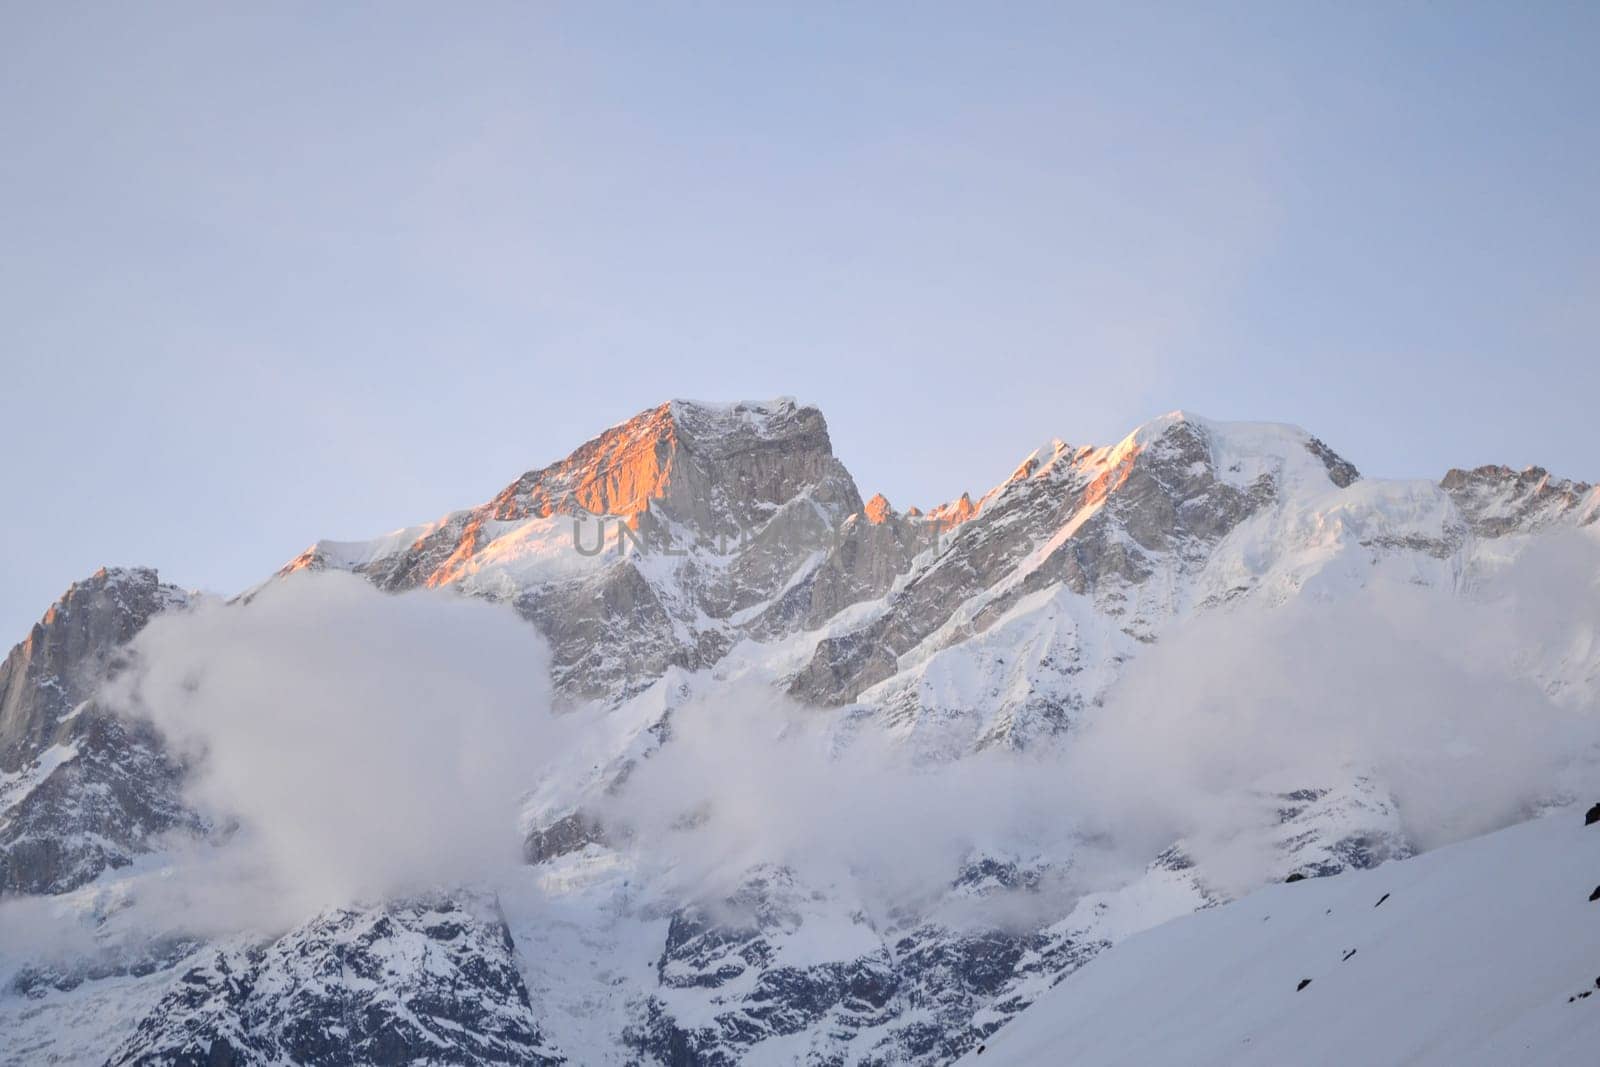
[2,2,1596,637]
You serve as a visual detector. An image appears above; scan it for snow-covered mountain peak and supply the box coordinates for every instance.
[486,395,837,525]
[1103,410,1358,493]
[986,413,1358,518]
[283,396,860,593]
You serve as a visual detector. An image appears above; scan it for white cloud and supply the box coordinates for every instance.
[110,570,561,920]
[599,536,1600,908]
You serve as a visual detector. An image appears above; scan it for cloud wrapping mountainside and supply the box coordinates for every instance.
[109,571,562,922]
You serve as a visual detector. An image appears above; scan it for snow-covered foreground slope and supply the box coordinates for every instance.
[962,805,1600,1066]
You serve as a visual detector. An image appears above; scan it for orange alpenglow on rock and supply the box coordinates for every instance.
[926,491,977,531]
[863,493,893,524]
[1081,445,1142,509]
[277,398,856,594]
[489,402,681,524]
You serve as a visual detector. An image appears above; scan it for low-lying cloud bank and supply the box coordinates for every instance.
[600,534,1600,904]
[1067,537,1600,892]
[593,683,1094,920]
[3,535,1596,978]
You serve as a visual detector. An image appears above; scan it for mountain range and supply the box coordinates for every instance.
[2,398,1596,1065]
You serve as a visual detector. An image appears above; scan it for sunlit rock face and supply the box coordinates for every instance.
[289,398,859,586]
[0,567,196,895]
[283,398,880,701]
[926,490,979,531]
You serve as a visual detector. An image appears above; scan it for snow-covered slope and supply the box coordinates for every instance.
[960,804,1600,1066]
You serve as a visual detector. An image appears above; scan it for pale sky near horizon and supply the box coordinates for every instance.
[2,2,1597,638]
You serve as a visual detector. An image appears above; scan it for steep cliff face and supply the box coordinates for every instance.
[0,567,195,895]
[283,398,870,700]
[0,568,185,767]
[286,398,859,588]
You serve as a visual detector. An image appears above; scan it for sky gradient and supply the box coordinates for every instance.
[2,2,1597,637]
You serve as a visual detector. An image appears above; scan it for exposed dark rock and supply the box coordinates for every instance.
[523,809,607,865]
[0,567,198,895]
[1153,845,1196,872]
[111,899,562,1066]
[10,935,204,997]
[626,865,1107,1065]
[1306,438,1360,488]
[1297,978,1312,992]
[1440,465,1596,537]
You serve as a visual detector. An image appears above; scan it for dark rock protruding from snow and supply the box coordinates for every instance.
[1440,464,1597,537]
[0,567,197,895]
[624,864,1109,1065]
[1585,802,1600,826]
[112,899,563,1066]
[523,809,607,865]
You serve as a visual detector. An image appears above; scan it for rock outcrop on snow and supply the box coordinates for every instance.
[0,567,196,895]
[111,899,563,1067]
